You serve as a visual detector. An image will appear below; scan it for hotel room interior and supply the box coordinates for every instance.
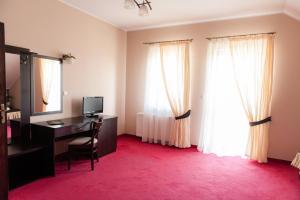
[1,0,300,199]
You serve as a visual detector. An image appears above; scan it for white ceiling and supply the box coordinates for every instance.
[59,0,300,31]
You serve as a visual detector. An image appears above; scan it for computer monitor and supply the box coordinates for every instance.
[82,96,103,117]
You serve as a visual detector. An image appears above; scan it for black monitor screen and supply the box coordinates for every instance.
[83,96,103,115]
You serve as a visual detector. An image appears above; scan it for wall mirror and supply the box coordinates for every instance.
[5,52,21,143]
[31,55,63,115]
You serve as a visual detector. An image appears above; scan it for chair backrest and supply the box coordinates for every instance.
[89,119,103,149]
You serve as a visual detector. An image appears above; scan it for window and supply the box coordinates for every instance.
[138,42,191,148]
[144,45,171,116]
[199,39,249,156]
[199,35,274,162]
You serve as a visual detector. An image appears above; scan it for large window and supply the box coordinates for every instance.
[137,41,191,148]
[199,34,274,162]
[199,39,249,156]
[144,45,171,116]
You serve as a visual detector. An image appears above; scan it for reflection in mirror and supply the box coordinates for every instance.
[32,56,62,115]
[5,53,21,143]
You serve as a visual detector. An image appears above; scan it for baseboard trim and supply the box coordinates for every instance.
[268,157,291,164]
[119,133,198,149]
[118,133,292,163]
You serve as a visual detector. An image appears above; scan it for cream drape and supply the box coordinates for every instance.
[291,152,300,170]
[160,42,191,148]
[229,34,274,163]
[39,58,56,112]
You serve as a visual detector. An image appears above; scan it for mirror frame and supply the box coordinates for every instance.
[30,54,63,116]
[4,45,31,145]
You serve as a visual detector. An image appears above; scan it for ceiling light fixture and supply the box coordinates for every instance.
[124,0,152,16]
[124,0,135,9]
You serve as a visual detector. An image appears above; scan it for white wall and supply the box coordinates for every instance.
[0,0,127,134]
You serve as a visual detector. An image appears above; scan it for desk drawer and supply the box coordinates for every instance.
[54,126,73,138]
[71,122,90,133]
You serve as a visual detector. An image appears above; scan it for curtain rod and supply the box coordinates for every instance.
[143,39,193,45]
[206,32,276,40]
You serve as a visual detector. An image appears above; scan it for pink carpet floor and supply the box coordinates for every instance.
[9,135,300,200]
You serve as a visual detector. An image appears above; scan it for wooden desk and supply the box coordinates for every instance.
[31,115,118,176]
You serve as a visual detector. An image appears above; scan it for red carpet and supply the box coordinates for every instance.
[9,135,300,200]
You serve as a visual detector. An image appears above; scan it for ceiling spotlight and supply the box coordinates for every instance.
[124,0,152,16]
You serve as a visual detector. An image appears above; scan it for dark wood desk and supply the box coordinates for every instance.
[31,115,118,176]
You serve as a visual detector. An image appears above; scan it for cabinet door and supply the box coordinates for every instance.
[98,117,117,157]
[0,22,8,200]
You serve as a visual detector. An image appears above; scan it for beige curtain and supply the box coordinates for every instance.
[291,153,300,170]
[229,34,274,163]
[159,42,191,148]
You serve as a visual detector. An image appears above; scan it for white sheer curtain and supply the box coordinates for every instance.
[39,59,61,112]
[198,39,249,157]
[198,35,274,162]
[137,42,191,147]
[137,45,173,145]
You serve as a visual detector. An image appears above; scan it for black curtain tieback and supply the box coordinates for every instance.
[249,116,272,127]
[42,98,49,105]
[175,110,191,120]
